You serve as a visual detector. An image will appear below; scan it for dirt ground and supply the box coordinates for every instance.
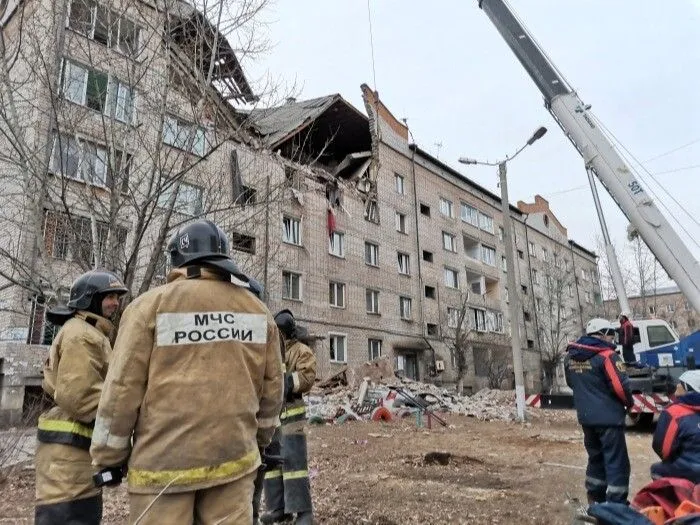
[0,409,658,524]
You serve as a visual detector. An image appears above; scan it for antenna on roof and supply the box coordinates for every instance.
[434,142,443,160]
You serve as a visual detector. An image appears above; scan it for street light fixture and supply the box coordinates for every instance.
[458,126,547,422]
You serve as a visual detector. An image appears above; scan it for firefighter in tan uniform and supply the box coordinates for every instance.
[261,310,317,525]
[35,269,127,525]
[90,219,284,525]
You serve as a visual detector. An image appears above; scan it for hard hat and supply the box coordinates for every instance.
[67,269,127,310]
[274,309,297,340]
[586,318,616,336]
[167,219,240,275]
[678,371,700,393]
[619,311,631,319]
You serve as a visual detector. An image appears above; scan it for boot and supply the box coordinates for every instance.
[295,511,313,525]
[260,510,292,524]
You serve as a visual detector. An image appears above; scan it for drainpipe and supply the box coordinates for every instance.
[262,174,271,302]
[523,215,541,352]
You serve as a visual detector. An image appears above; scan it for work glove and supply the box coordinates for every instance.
[93,465,126,487]
[284,373,295,399]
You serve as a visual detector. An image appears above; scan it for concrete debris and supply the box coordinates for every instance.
[306,370,526,423]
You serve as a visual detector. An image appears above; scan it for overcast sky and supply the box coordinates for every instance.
[245,0,700,288]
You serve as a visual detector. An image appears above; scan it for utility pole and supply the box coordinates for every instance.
[459,126,548,423]
[498,161,526,422]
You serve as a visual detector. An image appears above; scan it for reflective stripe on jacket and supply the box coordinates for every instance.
[38,312,113,450]
[90,267,284,494]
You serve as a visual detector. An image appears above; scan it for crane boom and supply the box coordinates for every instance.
[477,0,700,312]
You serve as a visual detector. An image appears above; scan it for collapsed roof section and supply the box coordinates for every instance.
[168,1,256,104]
[248,95,372,171]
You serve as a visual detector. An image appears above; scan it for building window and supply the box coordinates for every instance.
[568,283,574,298]
[524,311,531,322]
[68,0,142,56]
[498,226,505,242]
[420,203,431,217]
[365,241,379,266]
[471,308,487,332]
[541,247,549,262]
[486,311,504,333]
[235,185,257,207]
[230,232,256,254]
[521,284,528,295]
[366,289,380,314]
[395,173,405,194]
[368,339,382,360]
[399,296,412,320]
[282,216,301,245]
[444,267,459,289]
[528,242,536,257]
[397,252,411,275]
[536,297,542,312]
[329,281,346,308]
[518,250,524,260]
[365,289,379,314]
[481,245,496,266]
[668,303,675,313]
[163,115,206,156]
[157,182,203,216]
[329,232,345,257]
[543,215,550,227]
[501,256,507,272]
[329,333,347,363]
[51,134,108,186]
[447,307,460,328]
[527,339,535,349]
[442,232,456,252]
[365,199,379,223]
[649,305,656,315]
[395,212,407,233]
[585,291,591,304]
[282,271,301,300]
[422,250,434,263]
[460,203,479,226]
[440,198,453,218]
[426,323,438,336]
[479,212,494,234]
[425,286,436,299]
[533,269,540,285]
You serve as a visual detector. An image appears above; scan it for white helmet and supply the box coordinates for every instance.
[619,311,631,319]
[678,371,700,393]
[586,318,615,336]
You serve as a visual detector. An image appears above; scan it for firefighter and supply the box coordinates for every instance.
[90,219,284,525]
[35,269,127,525]
[565,318,633,505]
[618,312,637,365]
[261,310,317,525]
[651,370,700,482]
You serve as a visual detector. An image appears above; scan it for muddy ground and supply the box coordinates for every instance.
[0,410,658,524]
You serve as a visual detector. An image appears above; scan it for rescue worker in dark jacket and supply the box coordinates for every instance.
[651,370,700,482]
[619,312,636,365]
[90,220,283,525]
[565,318,633,505]
[261,310,317,525]
[35,269,127,525]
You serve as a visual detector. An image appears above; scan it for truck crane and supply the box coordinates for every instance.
[475,0,700,423]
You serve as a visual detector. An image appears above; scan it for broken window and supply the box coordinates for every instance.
[368,339,382,360]
[471,308,487,332]
[68,0,142,55]
[282,216,301,245]
[231,232,256,254]
[329,333,347,362]
[364,199,379,224]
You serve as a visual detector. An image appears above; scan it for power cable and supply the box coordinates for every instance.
[652,164,700,176]
[643,138,700,163]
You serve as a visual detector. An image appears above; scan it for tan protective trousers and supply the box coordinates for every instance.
[35,442,101,505]
[129,470,256,525]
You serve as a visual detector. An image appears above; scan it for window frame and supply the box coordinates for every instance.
[329,281,346,308]
[444,267,459,289]
[329,332,347,363]
[282,215,302,246]
[368,338,383,361]
[282,270,302,301]
[399,296,413,320]
[364,241,379,267]
[395,211,407,233]
[329,231,345,258]
[366,288,380,314]
[397,251,411,276]
[394,173,405,194]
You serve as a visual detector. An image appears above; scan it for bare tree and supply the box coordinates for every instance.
[0,0,296,340]
[627,235,659,316]
[595,235,632,319]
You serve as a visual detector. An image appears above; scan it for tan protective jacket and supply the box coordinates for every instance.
[90,267,284,494]
[38,312,114,449]
[281,339,317,427]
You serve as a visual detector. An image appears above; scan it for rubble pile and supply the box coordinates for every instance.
[306,358,522,423]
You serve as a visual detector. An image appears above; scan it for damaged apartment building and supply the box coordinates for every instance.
[0,0,603,424]
[248,85,604,393]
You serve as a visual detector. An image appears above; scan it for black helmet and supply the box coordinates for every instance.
[274,309,296,340]
[167,220,240,276]
[67,269,128,310]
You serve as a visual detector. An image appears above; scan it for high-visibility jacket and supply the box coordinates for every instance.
[90,267,284,494]
[38,312,114,450]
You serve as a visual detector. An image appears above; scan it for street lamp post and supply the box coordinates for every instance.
[459,126,547,423]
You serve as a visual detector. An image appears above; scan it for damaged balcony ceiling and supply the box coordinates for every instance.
[249,95,372,164]
[169,6,256,103]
